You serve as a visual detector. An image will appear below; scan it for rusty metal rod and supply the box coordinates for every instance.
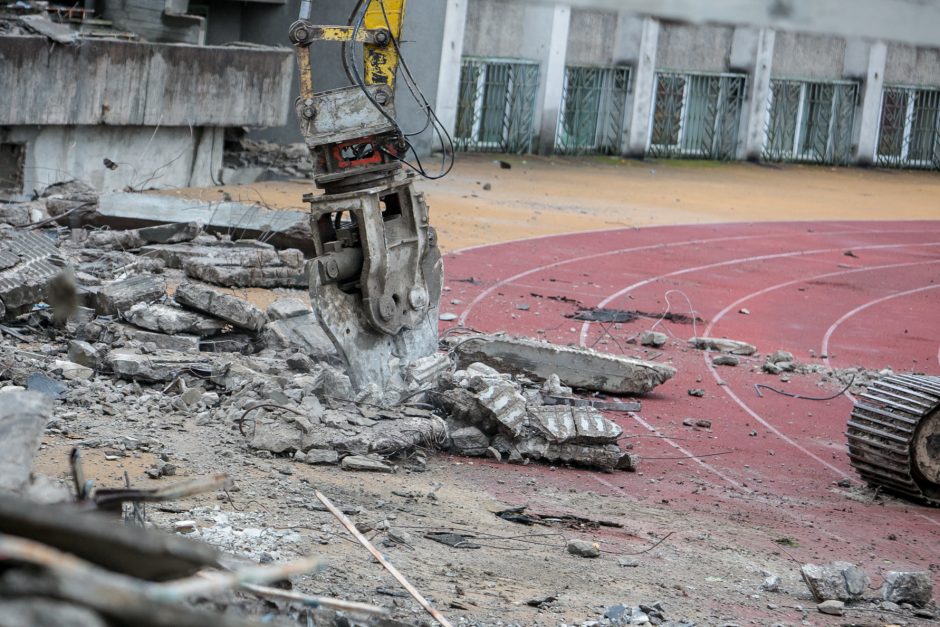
[314,491,454,627]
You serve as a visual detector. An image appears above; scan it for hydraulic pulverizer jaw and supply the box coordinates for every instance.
[289,3,444,399]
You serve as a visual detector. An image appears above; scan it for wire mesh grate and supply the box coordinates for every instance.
[555,65,631,155]
[876,86,940,169]
[454,57,540,154]
[648,72,746,160]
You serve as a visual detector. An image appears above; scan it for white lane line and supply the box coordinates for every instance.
[702,259,940,480]
[578,240,940,346]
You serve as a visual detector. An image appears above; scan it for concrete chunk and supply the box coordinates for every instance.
[450,425,491,455]
[689,336,757,356]
[184,261,307,288]
[125,302,226,336]
[174,282,267,332]
[266,297,311,320]
[341,455,393,473]
[263,313,336,359]
[453,335,676,395]
[0,391,51,492]
[801,561,870,602]
[881,571,933,606]
[95,275,166,316]
[106,349,230,383]
[532,405,623,445]
[117,323,200,352]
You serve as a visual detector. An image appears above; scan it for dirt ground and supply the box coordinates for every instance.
[30,157,939,626]
[159,154,940,251]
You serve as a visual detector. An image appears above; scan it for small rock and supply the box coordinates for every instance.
[482,182,492,191]
[878,600,900,611]
[439,313,457,321]
[567,539,600,558]
[694,419,712,429]
[881,571,933,606]
[687,389,705,397]
[341,455,393,473]
[712,355,739,367]
[173,520,197,533]
[304,449,340,465]
[817,600,845,616]
[689,336,757,356]
[762,575,781,592]
[67,340,100,369]
[54,360,94,381]
[640,331,668,348]
[801,561,870,602]
[618,558,640,568]
[913,608,936,619]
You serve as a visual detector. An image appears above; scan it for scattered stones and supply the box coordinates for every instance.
[566,539,600,558]
[817,600,845,616]
[881,571,933,606]
[801,561,870,602]
[689,336,757,356]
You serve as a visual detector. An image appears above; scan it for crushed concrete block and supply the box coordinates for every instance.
[54,359,94,381]
[881,571,933,606]
[0,230,72,320]
[125,302,226,336]
[175,282,267,332]
[303,449,339,465]
[689,336,757,356]
[406,353,452,391]
[266,297,311,320]
[453,335,676,395]
[817,600,845,616]
[639,330,667,348]
[532,405,623,445]
[0,391,51,492]
[184,261,307,288]
[341,455,393,473]
[250,420,304,454]
[262,313,336,359]
[138,222,201,244]
[450,425,491,455]
[95,275,166,316]
[0,203,31,227]
[83,222,200,251]
[117,324,200,352]
[106,349,231,384]
[472,377,530,437]
[67,340,101,369]
[801,562,870,602]
[41,180,97,217]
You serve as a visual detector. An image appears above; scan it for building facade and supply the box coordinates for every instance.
[435,0,940,169]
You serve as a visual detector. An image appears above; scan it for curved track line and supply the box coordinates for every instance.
[821,283,940,404]
[456,226,940,327]
[702,260,940,479]
[578,240,940,346]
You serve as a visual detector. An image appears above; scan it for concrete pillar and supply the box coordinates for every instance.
[434,0,470,140]
[625,18,659,157]
[740,28,776,161]
[536,5,571,155]
[852,42,887,165]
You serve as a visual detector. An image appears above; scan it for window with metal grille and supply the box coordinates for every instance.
[555,65,631,155]
[762,79,858,165]
[876,86,940,169]
[454,57,540,154]
[647,72,746,160]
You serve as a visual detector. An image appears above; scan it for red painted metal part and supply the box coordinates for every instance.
[441,221,940,577]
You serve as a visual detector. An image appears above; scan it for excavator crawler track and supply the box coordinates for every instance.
[847,374,940,506]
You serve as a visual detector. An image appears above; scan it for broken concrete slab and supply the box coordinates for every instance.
[106,350,231,384]
[139,241,284,270]
[801,562,870,602]
[40,180,97,217]
[0,391,51,492]
[266,297,311,321]
[94,193,312,252]
[0,203,32,227]
[341,455,394,473]
[67,340,101,370]
[185,261,306,288]
[174,282,267,332]
[452,335,676,395]
[531,405,623,445]
[117,324,201,352]
[263,313,337,359]
[689,337,757,356]
[124,302,226,337]
[84,222,201,251]
[449,425,491,456]
[881,571,933,606]
[0,230,72,320]
[53,359,94,381]
[95,275,167,316]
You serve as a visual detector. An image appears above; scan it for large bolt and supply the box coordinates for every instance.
[408,287,429,310]
[378,296,396,321]
[324,258,340,280]
[374,29,390,45]
[294,27,309,43]
[374,90,390,106]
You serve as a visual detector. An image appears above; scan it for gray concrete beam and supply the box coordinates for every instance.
[740,28,776,160]
[853,42,888,165]
[625,17,659,157]
[434,0,470,139]
[537,5,572,155]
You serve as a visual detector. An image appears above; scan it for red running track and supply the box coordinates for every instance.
[441,221,940,572]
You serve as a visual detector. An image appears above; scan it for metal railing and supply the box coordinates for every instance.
[454,57,540,154]
[876,85,940,169]
[555,65,631,155]
[647,72,746,160]
[762,79,858,165]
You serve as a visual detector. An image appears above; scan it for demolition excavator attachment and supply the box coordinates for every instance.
[847,374,940,506]
[289,0,444,397]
